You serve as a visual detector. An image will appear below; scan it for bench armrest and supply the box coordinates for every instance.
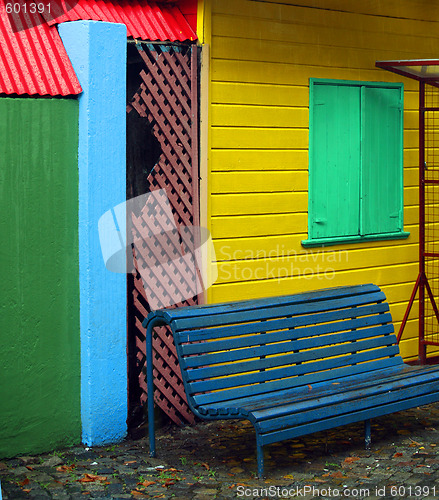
[144,315,167,458]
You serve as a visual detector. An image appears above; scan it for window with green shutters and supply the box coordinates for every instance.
[303,79,409,247]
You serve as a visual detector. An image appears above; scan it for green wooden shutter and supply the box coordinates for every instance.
[361,86,403,235]
[310,83,361,239]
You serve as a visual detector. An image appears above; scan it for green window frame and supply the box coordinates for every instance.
[302,78,409,247]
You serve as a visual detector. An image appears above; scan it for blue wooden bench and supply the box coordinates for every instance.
[143,283,439,477]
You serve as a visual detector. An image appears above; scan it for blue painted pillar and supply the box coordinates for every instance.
[59,21,127,445]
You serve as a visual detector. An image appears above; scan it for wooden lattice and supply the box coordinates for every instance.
[127,43,199,427]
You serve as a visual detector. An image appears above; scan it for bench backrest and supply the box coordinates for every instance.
[146,284,401,413]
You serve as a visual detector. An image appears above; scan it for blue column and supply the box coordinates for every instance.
[59,21,127,445]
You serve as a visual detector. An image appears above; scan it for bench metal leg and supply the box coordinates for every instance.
[146,318,159,458]
[364,419,371,450]
[256,435,265,478]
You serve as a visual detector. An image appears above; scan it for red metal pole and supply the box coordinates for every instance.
[419,81,426,364]
[398,274,421,343]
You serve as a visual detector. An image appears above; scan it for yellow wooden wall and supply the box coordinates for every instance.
[199,0,439,360]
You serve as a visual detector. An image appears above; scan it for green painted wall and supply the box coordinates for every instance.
[0,98,80,457]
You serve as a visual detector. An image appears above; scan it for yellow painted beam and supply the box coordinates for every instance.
[212,0,439,33]
[211,192,307,216]
[209,262,419,302]
[211,127,308,149]
[211,171,307,194]
[212,13,439,55]
[211,149,309,171]
[211,104,308,128]
[214,244,418,284]
[214,227,418,261]
[211,60,419,90]
[211,82,309,107]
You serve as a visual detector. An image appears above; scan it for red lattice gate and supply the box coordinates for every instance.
[126,42,200,434]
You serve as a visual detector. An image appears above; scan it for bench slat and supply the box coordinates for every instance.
[171,289,386,331]
[248,365,439,419]
[156,283,380,324]
[178,302,390,351]
[184,333,396,382]
[196,357,406,410]
[190,345,401,399]
[256,377,439,433]
[260,390,439,446]
[180,320,393,369]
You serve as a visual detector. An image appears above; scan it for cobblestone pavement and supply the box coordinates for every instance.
[2,404,439,499]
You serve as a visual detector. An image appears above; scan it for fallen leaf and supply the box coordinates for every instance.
[25,466,34,471]
[394,452,403,458]
[162,479,175,487]
[307,384,312,391]
[125,460,137,465]
[138,480,156,487]
[344,457,360,464]
[19,478,30,487]
[201,463,210,470]
[78,474,107,483]
[57,465,76,472]
[331,471,347,479]
[22,489,32,493]
[131,490,147,497]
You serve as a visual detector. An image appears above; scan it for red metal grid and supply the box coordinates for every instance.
[377,60,439,363]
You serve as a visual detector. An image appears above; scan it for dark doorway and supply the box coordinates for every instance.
[126,41,200,437]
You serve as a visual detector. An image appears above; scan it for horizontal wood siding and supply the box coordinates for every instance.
[207,0,439,360]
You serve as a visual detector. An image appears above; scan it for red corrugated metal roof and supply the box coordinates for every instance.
[44,0,197,42]
[0,2,82,96]
[177,0,197,35]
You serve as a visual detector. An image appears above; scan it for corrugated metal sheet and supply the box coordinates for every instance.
[177,0,197,35]
[44,0,197,42]
[0,4,82,96]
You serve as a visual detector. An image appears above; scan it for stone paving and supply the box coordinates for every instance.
[2,404,439,499]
